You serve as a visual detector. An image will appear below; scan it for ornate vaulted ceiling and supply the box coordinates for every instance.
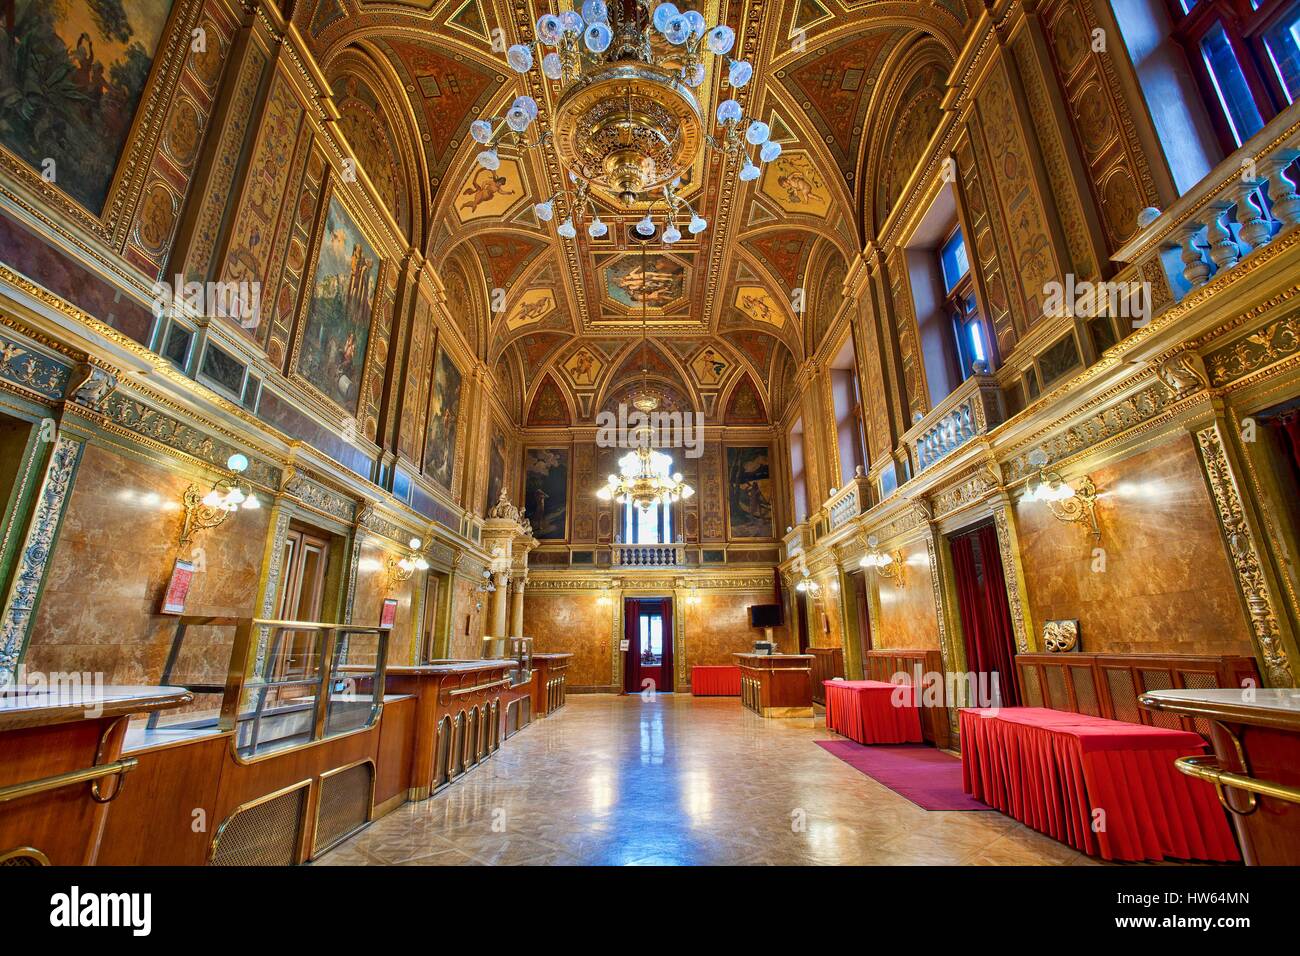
[298,0,970,424]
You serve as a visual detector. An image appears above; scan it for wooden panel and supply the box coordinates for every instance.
[374,696,416,811]
[808,647,844,705]
[97,735,228,866]
[1014,653,1260,738]
[0,720,115,865]
[864,649,950,749]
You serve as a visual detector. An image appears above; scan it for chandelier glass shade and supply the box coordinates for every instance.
[480,0,792,243]
[596,437,695,510]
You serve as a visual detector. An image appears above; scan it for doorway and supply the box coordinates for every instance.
[795,590,810,653]
[623,597,674,694]
[849,569,872,662]
[948,520,1020,706]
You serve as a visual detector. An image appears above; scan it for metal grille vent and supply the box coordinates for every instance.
[1177,671,1218,738]
[314,763,372,855]
[1044,666,1069,710]
[1104,668,1141,724]
[0,848,48,866]
[1070,666,1101,716]
[1139,669,1181,729]
[211,785,307,866]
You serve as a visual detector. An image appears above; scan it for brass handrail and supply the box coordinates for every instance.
[1174,754,1300,815]
[448,677,513,697]
[0,758,138,805]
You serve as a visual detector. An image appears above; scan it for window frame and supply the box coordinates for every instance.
[939,225,987,380]
[1167,0,1300,152]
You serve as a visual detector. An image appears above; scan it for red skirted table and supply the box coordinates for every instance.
[824,680,923,744]
[960,707,1239,862]
[692,665,741,697]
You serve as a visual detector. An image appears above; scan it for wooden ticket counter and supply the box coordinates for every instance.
[531,653,572,718]
[0,684,192,865]
[735,653,814,718]
[353,660,515,800]
[1141,688,1300,865]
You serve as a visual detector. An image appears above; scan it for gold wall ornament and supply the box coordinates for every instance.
[859,534,905,587]
[1195,424,1295,686]
[179,454,260,545]
[1043,619,1080,653]
[386,537,430,587]
[1023,450,1101,539]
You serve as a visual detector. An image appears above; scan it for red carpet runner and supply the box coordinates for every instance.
[816,740,990,811]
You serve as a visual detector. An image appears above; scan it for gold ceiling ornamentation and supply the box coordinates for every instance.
[476,0,788,242]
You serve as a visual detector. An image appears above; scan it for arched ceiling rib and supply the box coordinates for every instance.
[296,0,962,422]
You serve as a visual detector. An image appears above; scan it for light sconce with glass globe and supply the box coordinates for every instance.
[180,453,260,545]
[860,534,905,586]
[490,0,792,244]
[1022,448,1101,539]
[388,537,431,586]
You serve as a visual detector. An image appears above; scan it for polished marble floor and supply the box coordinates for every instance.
[316,694,1097,866]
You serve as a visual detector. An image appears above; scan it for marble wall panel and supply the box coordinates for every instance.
[25,442,269,685]
[1016,433,1253,656]
[680,590,789,666]
[351,535,420,665]
[524,591,616,689]
[447,574,485,660]
[872,540,942,650]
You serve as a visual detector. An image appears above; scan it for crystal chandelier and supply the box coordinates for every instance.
[479,0,789,243]
[594,233,694,508]
[597,430,695,509]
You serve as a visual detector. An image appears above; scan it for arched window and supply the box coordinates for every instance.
[623,497,673,543]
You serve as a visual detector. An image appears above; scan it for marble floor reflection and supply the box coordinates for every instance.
[315,694,1097,866]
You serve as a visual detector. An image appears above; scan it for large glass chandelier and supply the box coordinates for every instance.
[477,0,789,243]
[597,428,695,509]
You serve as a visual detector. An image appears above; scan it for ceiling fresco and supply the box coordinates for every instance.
[298,0,968,423]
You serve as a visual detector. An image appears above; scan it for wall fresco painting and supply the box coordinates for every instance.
[425,347,463,490]
[486,427,506,512]
[525,447,569,540]
[0,0,177,214]
[299,195,378,411]
[726,446,774,539]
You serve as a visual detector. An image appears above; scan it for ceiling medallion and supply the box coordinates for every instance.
[474,0,793,244]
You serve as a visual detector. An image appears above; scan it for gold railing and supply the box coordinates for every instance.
[612,543,684,567]
[900,374,1004,475]
[1114,100,1300,309]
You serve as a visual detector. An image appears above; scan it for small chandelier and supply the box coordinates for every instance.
[597,428,694,509]
[486,0,789,243]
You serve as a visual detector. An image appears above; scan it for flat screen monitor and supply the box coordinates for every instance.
[748,604,783,628]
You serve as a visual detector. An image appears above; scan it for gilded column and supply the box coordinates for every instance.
[1194,419,1297,686]
[509,576,526,637]
[989,492,1035,653]
[489,570,510,638]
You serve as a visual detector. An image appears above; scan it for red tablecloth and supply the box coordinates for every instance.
[692,665,741,696]
[823,680,923,744]
[960,707,1239,862]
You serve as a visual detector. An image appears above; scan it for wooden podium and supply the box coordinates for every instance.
[735,653,814,718]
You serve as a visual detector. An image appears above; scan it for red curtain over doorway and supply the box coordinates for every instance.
[623,598,674,694]
[949,523,1020,707]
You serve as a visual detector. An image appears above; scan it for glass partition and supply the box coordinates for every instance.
[126,616,388,758]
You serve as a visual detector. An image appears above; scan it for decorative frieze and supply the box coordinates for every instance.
[1206,303,1300,386]
[0,436,83,678]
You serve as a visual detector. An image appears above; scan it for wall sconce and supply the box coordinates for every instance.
[387,537,430,586]
[860,534,905,586]
[686,586,701,606]
[793,570,820,596]
[180,453,259,544]
[1024,451,1100,539]
[476,569,497,593]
